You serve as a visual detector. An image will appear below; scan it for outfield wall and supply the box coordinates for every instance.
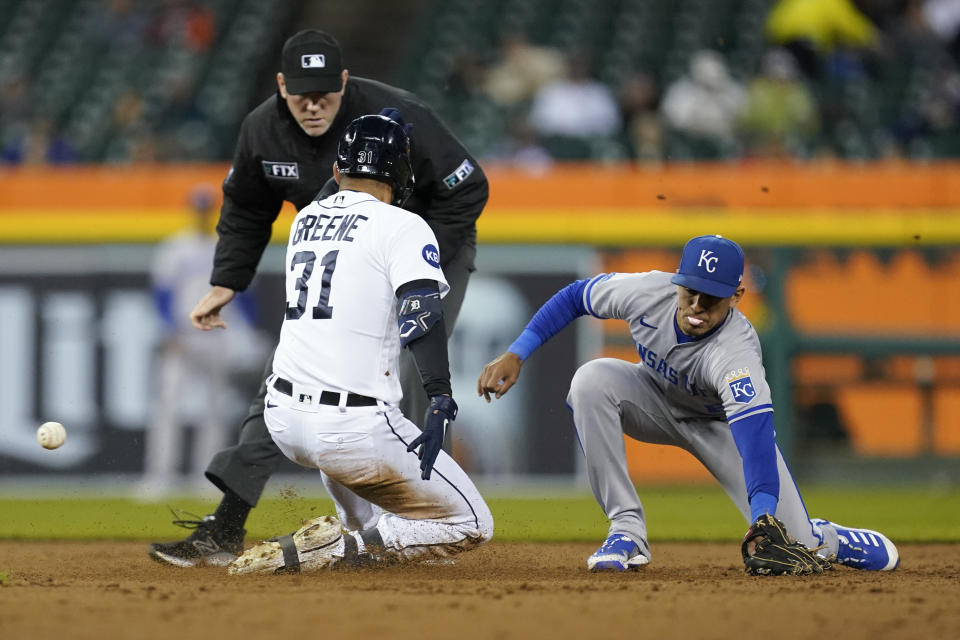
[1,162,958,485]
[2,161,960,244]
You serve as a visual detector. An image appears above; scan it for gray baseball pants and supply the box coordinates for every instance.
[204,242,475,507]
[566,358,838,560]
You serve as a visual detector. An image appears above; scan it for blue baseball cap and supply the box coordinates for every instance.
[670,235,744,298]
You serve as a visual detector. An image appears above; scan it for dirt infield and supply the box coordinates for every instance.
[0,542,957,640]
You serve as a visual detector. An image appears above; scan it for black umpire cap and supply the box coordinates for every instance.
[281,30,345,94]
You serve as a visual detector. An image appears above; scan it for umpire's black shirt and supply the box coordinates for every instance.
[212,77,489,291]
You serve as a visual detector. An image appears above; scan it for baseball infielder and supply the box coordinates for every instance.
[478,235,898,574]
[228,114,492,574]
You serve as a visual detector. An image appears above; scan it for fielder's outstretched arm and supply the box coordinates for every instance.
[477,278,591,401]
[477,351,523,402]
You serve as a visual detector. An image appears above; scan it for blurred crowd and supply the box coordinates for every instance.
[2,0,960,166]
[476,0,960,166]
[0,0,228,165]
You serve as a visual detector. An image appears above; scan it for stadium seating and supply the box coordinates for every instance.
[400,0,959,161]
[1,0,957,162]
[0,0,298,162]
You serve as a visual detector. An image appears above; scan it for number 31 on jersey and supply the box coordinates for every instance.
[286,250,339,320]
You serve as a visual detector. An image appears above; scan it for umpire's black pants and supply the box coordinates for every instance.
[204,242,476,507]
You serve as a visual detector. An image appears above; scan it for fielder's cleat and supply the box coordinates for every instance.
[587,533,650,572]
[811,518,899,571]
[148,513,245,568]
[228,515,343,575]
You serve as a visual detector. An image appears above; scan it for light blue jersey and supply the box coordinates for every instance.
[495,239,898,573]
[583,271,773,426]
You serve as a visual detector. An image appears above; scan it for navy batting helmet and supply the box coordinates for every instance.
[336,114,414,207]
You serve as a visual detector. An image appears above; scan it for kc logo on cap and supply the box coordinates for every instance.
[697,250,719,273]
[669,234,745,298]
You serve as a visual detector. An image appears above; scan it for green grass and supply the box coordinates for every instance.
[1,486,957,542]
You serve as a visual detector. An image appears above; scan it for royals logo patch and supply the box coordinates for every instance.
[725,367,756,403]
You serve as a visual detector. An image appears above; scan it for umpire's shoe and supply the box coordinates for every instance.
[811,519,899,571]
[587,533,650,572]
[149,514,245,568]
[228,516,343,575]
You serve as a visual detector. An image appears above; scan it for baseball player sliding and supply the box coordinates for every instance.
[228,114,492,574]
[478,235,898,575]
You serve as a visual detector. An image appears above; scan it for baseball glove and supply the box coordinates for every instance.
[741,514,831,576]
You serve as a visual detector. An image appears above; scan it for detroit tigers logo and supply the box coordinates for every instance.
[422,244,440,268]
[725,367,756,403]
[698,250,719,273]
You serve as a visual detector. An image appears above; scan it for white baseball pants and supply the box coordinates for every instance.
[264,382,493,564]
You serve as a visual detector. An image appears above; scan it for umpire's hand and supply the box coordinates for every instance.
[189,285,235,330]
[407,395,458,480]
[477,352,523,402]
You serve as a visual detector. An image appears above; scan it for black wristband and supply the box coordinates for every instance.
[407,316,452,397]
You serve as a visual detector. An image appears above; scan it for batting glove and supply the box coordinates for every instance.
[407,395,457,480]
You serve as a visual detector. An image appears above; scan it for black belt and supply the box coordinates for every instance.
[273,377,378,407]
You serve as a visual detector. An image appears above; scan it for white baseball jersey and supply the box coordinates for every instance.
[584,270,772,426]
[272,190,449,403]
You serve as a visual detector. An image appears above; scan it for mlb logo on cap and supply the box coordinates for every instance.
[302,54,326,69]
[281,30,344,94]
[669,235,745,298]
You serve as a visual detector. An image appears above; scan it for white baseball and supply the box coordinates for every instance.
[37,421,66,450]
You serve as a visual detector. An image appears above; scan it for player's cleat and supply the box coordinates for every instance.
[228,515,344,575]
[811,518,899,571]
[148,513,245,568]
[587,533,650,572]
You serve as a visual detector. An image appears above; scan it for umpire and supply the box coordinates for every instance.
[149,29,488,567]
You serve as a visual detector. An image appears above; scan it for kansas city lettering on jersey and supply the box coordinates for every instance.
[636,342,702,396]
[292,213,369,246]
